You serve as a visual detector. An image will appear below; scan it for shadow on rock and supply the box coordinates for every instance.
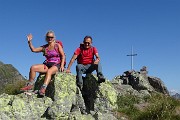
[82,74,99,113]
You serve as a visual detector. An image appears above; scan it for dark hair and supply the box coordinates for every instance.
[83,36,92,42]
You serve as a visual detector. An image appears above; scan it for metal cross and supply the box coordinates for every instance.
[127,46,137,70]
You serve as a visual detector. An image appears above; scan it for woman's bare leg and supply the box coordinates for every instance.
[43,66,58,85]
[29,64,48,82]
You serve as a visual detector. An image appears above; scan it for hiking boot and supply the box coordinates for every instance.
[81,109,87,115]
[39,87,46,96]
[98,75,105,83]
[77,83,83,91]
[20,84,33,91]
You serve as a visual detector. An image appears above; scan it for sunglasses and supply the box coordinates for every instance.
[84,42,91,45]
[46,36,54,38]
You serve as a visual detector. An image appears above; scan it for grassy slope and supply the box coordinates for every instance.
[116,93,180,120]
[0,64,26,95]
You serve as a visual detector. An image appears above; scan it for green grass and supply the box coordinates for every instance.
[135,93,180,120]
[116,93,180,120]
[117,95,141,119]
[4,80,26,95]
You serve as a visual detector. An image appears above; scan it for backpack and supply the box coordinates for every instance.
[43,40,66,67]
[77,43,95,64]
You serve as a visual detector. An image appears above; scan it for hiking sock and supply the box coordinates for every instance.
[41,84,47,89]
[97,72,103,77]
[27,81,34,86]
[97,73,105,83]
[98,73,105,79]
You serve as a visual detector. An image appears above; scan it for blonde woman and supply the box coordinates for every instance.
[21,30,65,96]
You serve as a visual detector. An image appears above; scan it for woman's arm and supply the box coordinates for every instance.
[57,44,65,71]
[27,34,43,52]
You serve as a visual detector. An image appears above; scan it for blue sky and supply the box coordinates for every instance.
[0,0,179,93]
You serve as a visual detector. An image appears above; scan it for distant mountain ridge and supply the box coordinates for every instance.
[0,61,26,94]
[169,90,180,95]
[172,93,180,99]
[169,90,180,99]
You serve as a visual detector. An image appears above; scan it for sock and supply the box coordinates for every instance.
[27,81,34,86]
[98,72,104,77]
[42,84,47,89]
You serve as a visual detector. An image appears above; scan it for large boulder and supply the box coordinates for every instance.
[148,76,169,94]
[0,93,52,120]
[0,72,118,120]
[112,68,169,99]
[83,74,117,114]
[0,67,170,119]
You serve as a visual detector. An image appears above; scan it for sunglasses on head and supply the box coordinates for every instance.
[46,36,54,38]
[84,42,91,45]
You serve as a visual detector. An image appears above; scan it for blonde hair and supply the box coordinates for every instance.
[45,30,56,42]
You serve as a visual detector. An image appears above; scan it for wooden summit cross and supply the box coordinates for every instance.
[127,46,137,70]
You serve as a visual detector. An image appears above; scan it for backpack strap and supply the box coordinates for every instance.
[54,40,66,67]
[54,43,59,53]
[91,46,95,61]
[54,40,63,53]
[91,46,95,55]
[42,44,48,56]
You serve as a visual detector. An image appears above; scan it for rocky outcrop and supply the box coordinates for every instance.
[112,67,169,98]
[0,66,170,119]
[0,93,52,120]
[0,72,118,120]
[148,76,169,94]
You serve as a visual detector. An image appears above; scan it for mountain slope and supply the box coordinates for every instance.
[0,61,26,94]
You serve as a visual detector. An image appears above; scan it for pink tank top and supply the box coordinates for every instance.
[44,47,60,64]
